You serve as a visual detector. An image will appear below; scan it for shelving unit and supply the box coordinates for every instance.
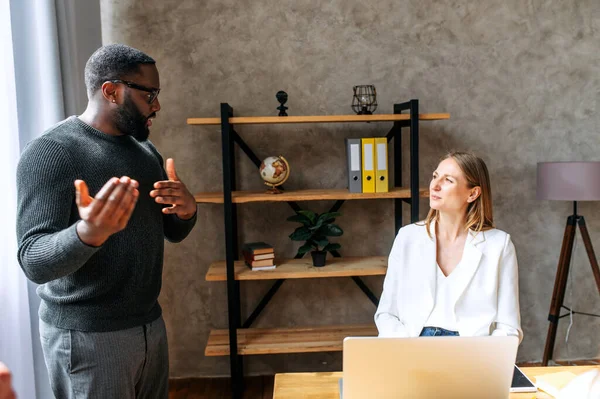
[188,100,449,398]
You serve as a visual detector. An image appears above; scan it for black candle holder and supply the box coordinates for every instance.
[276,90,288,116]
[351,85,377,115]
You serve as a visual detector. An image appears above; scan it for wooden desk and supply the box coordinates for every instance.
[273,366,599,398]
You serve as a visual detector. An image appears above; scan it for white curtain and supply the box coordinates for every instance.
[1,1,64,397]
[1,1,101,398]
[0,1,37,398]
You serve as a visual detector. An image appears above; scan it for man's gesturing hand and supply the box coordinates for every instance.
[75,176,139,246]
[150,158,196,220]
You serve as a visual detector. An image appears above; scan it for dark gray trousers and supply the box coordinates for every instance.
[39,316,168,399]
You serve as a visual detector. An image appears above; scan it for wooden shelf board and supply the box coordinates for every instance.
[205,324,378,356]
[187,113,450,125]
[206,256,387,281]
[195,187,429,204]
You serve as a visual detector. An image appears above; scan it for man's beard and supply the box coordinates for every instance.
[114,94,154,142]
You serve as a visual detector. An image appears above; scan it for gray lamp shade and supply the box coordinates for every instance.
[537,162,600,201]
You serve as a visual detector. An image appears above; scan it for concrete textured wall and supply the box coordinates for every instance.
[100,0,600,377]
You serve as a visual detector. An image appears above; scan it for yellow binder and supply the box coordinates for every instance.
[361,138,375,193]
[375,137,388,192]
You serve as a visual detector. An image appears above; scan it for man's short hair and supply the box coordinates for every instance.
[84,44,155,98]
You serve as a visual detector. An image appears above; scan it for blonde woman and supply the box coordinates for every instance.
[375,152,522,342]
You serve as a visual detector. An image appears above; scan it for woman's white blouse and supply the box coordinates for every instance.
[374,222,523,342]
[423,263,463,331]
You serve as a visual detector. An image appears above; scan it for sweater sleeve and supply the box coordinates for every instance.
[163,212,197,243]
[16,138,100,284]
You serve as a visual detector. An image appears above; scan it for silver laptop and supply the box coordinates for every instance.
[341,335,519,399]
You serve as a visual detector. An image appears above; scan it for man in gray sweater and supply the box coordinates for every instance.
[16,44,197,399]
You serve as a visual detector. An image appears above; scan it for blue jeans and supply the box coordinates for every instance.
[419,326,460,336]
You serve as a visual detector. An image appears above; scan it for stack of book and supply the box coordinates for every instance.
[242,242,276,271]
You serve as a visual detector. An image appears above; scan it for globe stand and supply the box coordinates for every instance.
[264,182,284,194]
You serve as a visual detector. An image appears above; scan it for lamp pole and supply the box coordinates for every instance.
[542,201,600,365]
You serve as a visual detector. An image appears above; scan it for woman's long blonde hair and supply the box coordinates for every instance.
[424,151,495,237]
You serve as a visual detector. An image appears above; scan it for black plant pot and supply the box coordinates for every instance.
[311,250,327,267]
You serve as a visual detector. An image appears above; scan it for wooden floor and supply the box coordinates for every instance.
[169,359,600,398]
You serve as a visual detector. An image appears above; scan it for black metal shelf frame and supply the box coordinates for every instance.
[218,100,420,398]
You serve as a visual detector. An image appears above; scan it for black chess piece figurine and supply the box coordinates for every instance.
[276,91,288,116]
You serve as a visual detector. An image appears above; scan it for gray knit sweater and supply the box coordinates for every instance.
[16,116,197,332]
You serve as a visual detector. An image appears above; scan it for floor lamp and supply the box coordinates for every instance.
[537,161,600,366]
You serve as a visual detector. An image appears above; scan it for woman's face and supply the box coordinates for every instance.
[429,157,479,214]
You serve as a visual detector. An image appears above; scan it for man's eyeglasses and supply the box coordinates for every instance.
[110,79,160,104]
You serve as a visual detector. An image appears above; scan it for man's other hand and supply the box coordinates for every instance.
[150,158,196,220]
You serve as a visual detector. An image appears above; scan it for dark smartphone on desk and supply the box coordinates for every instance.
[510,365,537,393]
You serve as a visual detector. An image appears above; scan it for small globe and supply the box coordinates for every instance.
[259,155,289,188]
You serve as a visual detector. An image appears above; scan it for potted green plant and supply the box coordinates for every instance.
[287,209,343,267]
